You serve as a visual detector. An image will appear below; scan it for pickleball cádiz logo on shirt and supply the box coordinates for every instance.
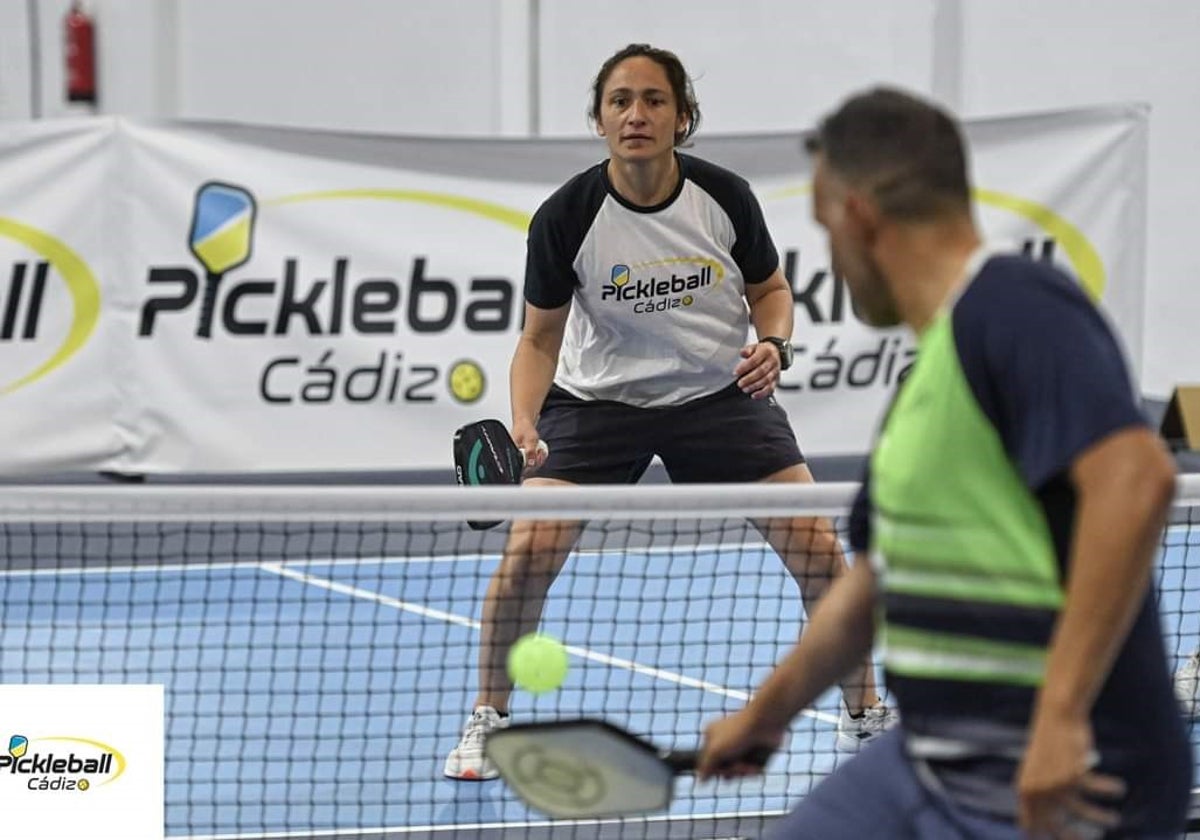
[601,258,724,314]
[0,734,126,792]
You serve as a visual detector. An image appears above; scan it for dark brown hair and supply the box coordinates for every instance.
[590,44,701,145]
[806,87,971,220]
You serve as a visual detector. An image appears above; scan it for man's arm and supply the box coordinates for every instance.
[698,556,877,779]
[509,301,569,464]
[1017,426,1176,834]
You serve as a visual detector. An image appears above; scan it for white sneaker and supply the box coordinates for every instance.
[837,701,897,751]
[1175,651,1200,719]
[444,706,509,780]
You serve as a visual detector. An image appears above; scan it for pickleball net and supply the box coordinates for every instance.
[0,478,1197,839]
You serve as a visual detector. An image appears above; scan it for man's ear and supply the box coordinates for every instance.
[845,190,881,245]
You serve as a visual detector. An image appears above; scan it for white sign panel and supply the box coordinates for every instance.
[0,108,1147,472]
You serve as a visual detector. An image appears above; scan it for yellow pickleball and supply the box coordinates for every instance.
[507,632,569,694]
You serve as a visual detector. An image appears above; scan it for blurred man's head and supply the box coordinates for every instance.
[807,88,973,327]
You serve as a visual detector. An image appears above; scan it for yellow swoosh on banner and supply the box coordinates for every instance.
[761,183,1106,299]
[266,189,533,232]
[973,188,1105,300]
[0,219,101,395]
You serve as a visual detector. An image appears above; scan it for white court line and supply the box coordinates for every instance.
[253,540,781,570]
[0,553,503,578]
[0,558,258,578]
[172,808,789,839]
[0,540,782,578]
[259,561,840,725]
[5,522,1192,578]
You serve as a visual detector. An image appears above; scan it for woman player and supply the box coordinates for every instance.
[445,43,894,780]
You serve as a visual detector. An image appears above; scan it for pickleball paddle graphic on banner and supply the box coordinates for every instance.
[8,735,28,759]
[188,182,256,339]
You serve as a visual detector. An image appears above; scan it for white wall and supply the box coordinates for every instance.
[0,0,172,119]
[0,1,32,119]
[953,0,1200,398]
[537,0,936,135]
[176,0,506,135]
[1,0,1196,396]
[175,0,538,136]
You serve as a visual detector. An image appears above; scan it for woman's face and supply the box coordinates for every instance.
[595,56,687,164]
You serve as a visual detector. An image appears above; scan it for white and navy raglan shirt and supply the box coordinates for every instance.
[523,153,780,407]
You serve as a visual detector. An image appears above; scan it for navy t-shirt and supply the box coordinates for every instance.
[851,255,1190,832]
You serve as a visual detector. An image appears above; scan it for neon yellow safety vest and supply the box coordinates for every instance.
[871,310,1064,695]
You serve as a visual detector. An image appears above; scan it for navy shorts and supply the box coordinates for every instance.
[767,729,1023,840]
[766,728,1179,840]
[528,383,803,484]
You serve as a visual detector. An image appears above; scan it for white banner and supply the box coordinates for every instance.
[0,108,1147,473]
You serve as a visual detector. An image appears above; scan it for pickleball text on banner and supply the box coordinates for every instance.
[0,107,1148,473]
[0,684,164,840]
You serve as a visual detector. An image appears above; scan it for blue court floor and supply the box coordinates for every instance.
[0,526,1197,840]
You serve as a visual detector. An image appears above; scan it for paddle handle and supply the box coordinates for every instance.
[664,749,699,772]
[520,439,550,467]
[663,745,773,774]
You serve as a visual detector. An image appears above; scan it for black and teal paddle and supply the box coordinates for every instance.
[452,419,546,530]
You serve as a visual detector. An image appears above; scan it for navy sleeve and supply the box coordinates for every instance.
[729,186,779,285]
[524,165,607,309]
[952,256,1146,490]
[848,467,872,553]
[523,204,576,309]
[679,155,779,284]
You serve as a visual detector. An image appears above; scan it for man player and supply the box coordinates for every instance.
[699,87,1190,838]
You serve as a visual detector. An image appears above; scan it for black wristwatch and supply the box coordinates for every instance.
[760,336,794,371]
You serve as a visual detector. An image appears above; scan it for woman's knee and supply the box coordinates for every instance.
[497,519,580,592]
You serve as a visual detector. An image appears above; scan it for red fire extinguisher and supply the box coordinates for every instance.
[64,2,97,104]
